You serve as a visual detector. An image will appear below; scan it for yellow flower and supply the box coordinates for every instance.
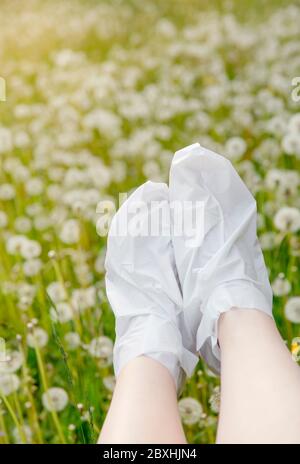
[291,338,300,362]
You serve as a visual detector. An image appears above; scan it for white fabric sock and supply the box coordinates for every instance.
[169,142,273,373]
[105,180,198,392]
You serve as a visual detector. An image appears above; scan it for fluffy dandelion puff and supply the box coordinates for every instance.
[14,216,32,234]
[23,259,42,277]
[0,373,20,396]
[288,113,300,134]
[103,375,116,392]
[12,424,32,444]
[50,302,74,324]
[178,397,203,425]
[71,286,96,313]
[285,297,300,324]
[25,177,44,196]
[20,239,42,260]
[88,336,113,360]
[272,276,291,297]
[259,232,278,250]
[225,136,247,161]
[0,351,23,374]
[59,219,81,244]
[282,133,300,157]
[209,386,220,413]
[42,387,69,412]
[64,332,81,350]
[274,207,300,233]
[27,327,49,348]
[0,183,15,200]
[6,235,27,255]
[0,127,13,153]
[47,281,67,304]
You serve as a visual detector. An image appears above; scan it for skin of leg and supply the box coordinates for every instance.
[216,308,300,444]
[98,356,186,444]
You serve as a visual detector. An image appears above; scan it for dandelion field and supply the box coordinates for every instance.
[0,0,299,444]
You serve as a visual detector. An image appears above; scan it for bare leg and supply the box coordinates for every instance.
[217,309,300,444]
[98,356,186,444]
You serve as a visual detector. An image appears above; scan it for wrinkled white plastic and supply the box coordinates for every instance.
[105,181,198,391]
[169,143,273,373]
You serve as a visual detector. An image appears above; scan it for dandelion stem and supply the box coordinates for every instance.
[34,345,66,443]
[0,411,9,444]
[0,394,27,443]
[52,259,82,335]
[20,348,44,443]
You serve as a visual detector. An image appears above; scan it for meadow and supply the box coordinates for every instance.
[0,0,299,444]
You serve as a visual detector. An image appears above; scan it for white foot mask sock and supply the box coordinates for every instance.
[169,143,273,373]
[105,181,198,392]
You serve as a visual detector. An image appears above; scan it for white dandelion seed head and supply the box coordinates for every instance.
[0,127,13,153]
[224,136,247,161]
[50,302,73,324]
[74,264,93,286]
[95,252,106,274]
[155,18,177,39]
[266,115,287,136]
[14,216,32,234]
[285,297,300,324]
[27,327,49,348]
[209,386,220,414]
[274,207,300,233]
[6,235,28,255]
[282,133,300,157]
[263,200,277,217]
[272,276,291,297]
[103,375,116,392]
[47,281,67,304]
[64,332,81,350]
[88,336,113,361]
[20,239,42,260]
[12,424,32,444]
[265,169,285,190]
[25,177,44,196]
[0,373,20,396]
[14,130,31,149]
[82,108,121,139]
[71,286,96,313]
[23,258,42,277]
[59,219,81,244]
[178,397,203,425]
[257,213,265,230]
[17,282,37,301]
[259,232,278,250]
[0,351,24,374]
[42,387,69,412]
[34,215,51,231]
[288,113,300,135]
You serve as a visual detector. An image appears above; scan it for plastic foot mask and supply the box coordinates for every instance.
[169,143,273,373]
[105,181,198,392]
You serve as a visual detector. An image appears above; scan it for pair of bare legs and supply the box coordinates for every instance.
[99,309,300,444]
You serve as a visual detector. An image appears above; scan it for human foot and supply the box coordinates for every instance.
[169,143,273,372]
[105,180,198,391]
